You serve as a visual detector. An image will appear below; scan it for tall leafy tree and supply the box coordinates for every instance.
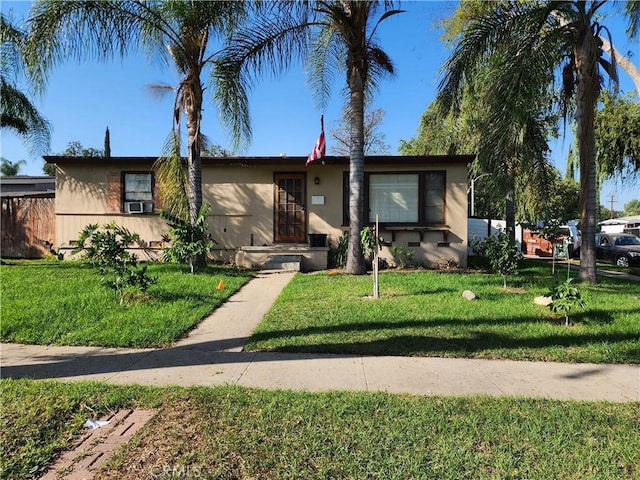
[58,141,103,157]
[0,13,50,155]
[330,107,390,156]
[624,199,640,216]
[594,91,640,183]
[217,1,403,275]
[45,140,104,175]
[25,0,250,265]
[438,0,640,284]
[406,58,555,234]
[406,1,557,236]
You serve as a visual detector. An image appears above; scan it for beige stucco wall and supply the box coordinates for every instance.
[53,158,468,268]
[203,164,345,249]
[54,164,163,254]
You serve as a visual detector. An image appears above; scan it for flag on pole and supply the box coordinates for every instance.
[306,115,326,166]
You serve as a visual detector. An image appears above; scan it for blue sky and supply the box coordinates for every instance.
[1,0,638,211]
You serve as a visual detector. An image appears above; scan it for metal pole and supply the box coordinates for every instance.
[471,179,475,217]
[469,173,491,218]
[373,214,379,299]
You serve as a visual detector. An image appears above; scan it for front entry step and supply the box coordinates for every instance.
[264,255,303,271]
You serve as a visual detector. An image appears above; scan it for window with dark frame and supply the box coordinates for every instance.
[123,172,154,213]
[342,171,446,226]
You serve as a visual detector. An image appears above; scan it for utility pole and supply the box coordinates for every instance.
[608,194,616,219]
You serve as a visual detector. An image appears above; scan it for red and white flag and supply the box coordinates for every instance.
[306,115,326,166]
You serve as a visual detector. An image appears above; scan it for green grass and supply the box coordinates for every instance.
[2,379,639,480]
[0,260,254,348]
[246,260,640,363]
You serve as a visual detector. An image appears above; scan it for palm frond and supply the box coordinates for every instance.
[154,130,188,219]
[145,83,176,100]
[0,78,51,155]
[308,22,342,110]
[624,0,640,38]
[212,59,252,151]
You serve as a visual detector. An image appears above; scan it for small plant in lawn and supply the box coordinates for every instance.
[160,204,215,274]
[73,223,157,304]
[391,245,415,269]
[537,219,565,274]
[547,279,585,326]
[44,240,64,260]
[360,226,380,257]
[329,228,382,269]
[471,228,522,288]
[328,232,349,268]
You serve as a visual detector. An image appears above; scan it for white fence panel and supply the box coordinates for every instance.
[468,218,523,254]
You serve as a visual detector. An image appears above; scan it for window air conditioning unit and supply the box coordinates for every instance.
[126,201,144,213]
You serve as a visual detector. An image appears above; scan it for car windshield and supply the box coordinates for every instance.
[614,235,640,246]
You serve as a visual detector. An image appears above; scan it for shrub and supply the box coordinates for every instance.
[471,228,522,288]
[72,223,157,304]
[390,245,415,269]
[329,228,383,269]
[329,232,349,268]
[160,204,215,274]
[548,279,585,326]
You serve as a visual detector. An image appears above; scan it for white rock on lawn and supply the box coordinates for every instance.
[462,290,477,301]
[534,296,553,306]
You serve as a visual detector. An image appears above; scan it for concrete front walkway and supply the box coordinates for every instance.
[1,271,638,402]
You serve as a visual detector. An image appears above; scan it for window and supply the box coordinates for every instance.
[369,174,419,223]
[363,171,445,225]
[423,172,445,224]
[342,171,446,226]
[123,172,154,213]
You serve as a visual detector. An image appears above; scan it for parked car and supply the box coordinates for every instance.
[595,233,640,268]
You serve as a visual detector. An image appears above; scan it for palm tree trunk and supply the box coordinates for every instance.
[186,78,206,268]
[345,68,367,275]
[505,160,516,244]
[575,30,599,284]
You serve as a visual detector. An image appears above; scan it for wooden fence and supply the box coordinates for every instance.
[1,197,55,258]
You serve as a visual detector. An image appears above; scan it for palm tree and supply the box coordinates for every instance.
[216,1,403,275]
[0,158,26,176]
[24,0,250,263]
[1,13,50,155]
[438,0,640,284]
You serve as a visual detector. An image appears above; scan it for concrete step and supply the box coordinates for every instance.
[264,255,302,271]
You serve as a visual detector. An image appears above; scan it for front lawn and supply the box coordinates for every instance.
[2,379,638,480]
[246,261,640,363]
[0,261,254,348]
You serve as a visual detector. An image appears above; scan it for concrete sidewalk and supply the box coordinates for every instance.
[1,271,638,402]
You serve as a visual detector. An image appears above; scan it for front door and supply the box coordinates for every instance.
[274,173,306,243]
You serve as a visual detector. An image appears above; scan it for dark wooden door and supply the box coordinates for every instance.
[274,173,306,242]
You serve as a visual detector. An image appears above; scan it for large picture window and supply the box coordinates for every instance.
[343,171,445,225]
[369,174,419,223]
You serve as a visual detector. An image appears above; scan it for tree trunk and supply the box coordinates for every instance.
[505,160,516,244]
[186,77,206,269]
[600,36,640,97]
[575,29,599,284]
[345,67,367,275]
